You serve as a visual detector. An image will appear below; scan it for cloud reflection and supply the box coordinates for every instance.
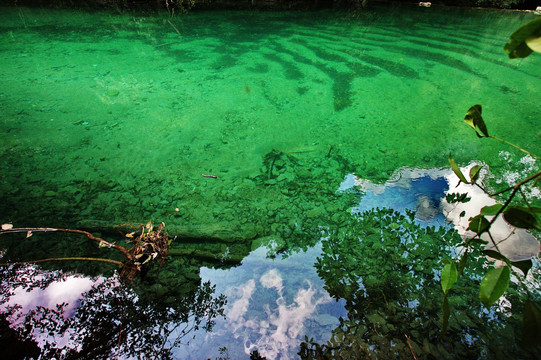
[441,163,540,261]
[5,273,96,322]
[224,268,332,360]
[0,268,101,353]
[341,164,540,261]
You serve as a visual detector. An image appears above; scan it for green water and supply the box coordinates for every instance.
[0,3,541,359]
[1,4,540,235]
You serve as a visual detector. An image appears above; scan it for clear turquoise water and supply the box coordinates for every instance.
[0,3,540,359]
[1,5,540,233]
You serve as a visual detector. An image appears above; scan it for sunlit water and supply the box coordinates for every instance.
[1,3,540,359]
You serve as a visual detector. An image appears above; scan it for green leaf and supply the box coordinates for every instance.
[503,206,540,229]
[441,262,458,295]
[442,294,450,334]
[523,300,541,348]
[526,206,541,214]
[470,238,489,245]
[482,249,510,264]
[526,35,541,53]
[446,192,471,204]
[469,165,483,184]
[512,259,532,277]
[479,266,510,308]
[464,105,489,138]
[448,155,469,184]
[390,222,400,230]
[468,214,490,235]
[504,18,541,59]
[480,204,503,216]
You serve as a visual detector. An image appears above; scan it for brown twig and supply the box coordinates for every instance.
[405,334,419,360]
[0,257,123,267]
[0,223,173,281]
[0,227,132,260]
[489,135,540,160]
[167,19,181,35]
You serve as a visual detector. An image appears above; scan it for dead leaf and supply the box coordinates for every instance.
[1,224,13,230]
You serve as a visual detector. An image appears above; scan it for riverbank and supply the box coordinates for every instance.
[0,0,539,11]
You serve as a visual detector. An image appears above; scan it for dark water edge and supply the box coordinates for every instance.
[0,0,540,11]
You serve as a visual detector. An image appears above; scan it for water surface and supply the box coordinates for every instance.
[0,3,540,359]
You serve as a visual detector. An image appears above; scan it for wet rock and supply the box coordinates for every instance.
[297,168,311,179]
[415,195,438,221]
[306,206,323,219]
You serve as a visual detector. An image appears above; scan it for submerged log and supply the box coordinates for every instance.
[76,220,261,243]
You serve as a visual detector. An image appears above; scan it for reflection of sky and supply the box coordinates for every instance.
[6,275,95,319]
[2,165,539,358]
[341,165,540,261]
[1,268,98,350]
[440,164,540,261]
[178,244,347,360]
[340,167,451,226]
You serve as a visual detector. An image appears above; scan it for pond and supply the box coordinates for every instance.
[0,3,540,359]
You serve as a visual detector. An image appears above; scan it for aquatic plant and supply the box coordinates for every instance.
[444,17,541,350]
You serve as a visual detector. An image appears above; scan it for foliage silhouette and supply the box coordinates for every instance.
[0,263,227,359]
[299,208,539,359]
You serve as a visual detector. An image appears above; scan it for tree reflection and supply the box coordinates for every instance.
[301,208,537,359]
[0,263,227,359]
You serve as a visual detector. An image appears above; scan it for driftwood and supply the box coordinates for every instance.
[0,222,171,280]
[0,220,260,277]
[0,227,131,258]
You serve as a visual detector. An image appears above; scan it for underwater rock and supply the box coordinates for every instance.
[306,206,323,219]
[106,89,119,97]
[173,222,260,242]
[415,195,438,221]
[44,190,57,197]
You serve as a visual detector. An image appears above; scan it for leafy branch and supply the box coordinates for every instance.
[441,17,541,349]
